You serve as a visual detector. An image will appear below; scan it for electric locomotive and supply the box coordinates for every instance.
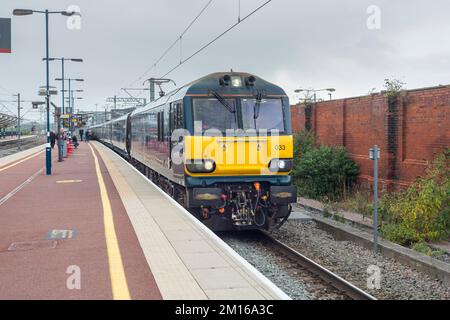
[91,72,297,231]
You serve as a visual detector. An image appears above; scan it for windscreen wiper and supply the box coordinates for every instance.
[253,91,263,120]
[210,90,235,113]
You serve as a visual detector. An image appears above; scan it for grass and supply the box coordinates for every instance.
[411,242,445,258]
[336,190,373,218]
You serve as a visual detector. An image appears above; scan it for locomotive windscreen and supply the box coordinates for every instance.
[241,98,285,132]
[193,98,238,133]
[192,98,285,134]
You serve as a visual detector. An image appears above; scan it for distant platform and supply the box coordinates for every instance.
[0,135,37,146]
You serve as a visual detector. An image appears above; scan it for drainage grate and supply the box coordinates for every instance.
[8,240,57,252]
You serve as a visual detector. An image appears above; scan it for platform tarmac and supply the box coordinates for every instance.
[0,141,288,300]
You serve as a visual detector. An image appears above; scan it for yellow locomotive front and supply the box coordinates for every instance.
[180,73,297,231]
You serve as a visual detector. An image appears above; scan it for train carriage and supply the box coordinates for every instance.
[91,72,297,231]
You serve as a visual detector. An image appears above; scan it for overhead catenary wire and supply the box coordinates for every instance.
[0,103,17,118]
[160,0,273,78]
[130,0,215,87]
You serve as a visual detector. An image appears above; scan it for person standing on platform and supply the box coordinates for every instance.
[50,131,56,149]
[79,129,84,141]
[72,134,79,148]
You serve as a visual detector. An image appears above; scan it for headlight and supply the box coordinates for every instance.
[269,159,293,172]
[186,160,216,173]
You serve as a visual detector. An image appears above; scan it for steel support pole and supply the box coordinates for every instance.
[57,107,63,162]
[71,91,74,134]
[373,145,379,254]
[150,80,155,102]
[68,79,71,112]
[68,79,72,136]
[62,58,65,114]
[17,93,21,150]
[45,10,52,175]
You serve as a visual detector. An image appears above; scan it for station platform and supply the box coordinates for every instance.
[0,141,289,300]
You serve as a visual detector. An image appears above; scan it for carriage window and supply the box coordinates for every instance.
[175,103,183,129]
[157,112,160,141]
[158,111,165,141]
[157,111,163,141]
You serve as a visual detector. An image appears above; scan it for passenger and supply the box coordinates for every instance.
[72,135,79,148]
[79,129,84,141]
[50,131,57,149]
[85,130,91,142]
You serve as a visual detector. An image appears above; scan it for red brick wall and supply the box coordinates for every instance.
[291,85,450,190]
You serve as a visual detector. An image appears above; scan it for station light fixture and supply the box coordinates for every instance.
[12,9,34,16]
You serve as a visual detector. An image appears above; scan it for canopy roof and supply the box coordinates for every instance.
[0,112,17,129]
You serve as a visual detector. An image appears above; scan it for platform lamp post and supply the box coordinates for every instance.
[44,58,83,114]
[55,78,84,113]
[64,94,83,134]
[71,96,83,134]
[56,79,83,136]
[295,88,336,102]
[12,93,21,150]
[370,145,381,254]
[13,8,78,175]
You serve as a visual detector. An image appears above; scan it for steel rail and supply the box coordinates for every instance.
[257,231,377,300]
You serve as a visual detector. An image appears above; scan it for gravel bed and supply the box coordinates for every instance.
[299,204,450,265]
[271,218,450,300]
[428,246,450,264]
[438,253,450,264]
[220,232,350,300]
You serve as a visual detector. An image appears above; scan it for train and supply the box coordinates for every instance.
[90,72,297,231]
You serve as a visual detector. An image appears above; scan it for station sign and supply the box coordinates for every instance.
[0,18,11,53]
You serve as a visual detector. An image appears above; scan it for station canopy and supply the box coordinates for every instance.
[0,112,16,129]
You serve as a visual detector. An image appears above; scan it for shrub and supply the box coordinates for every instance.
[293,131,315,158]
[380,149,450,245]
[338,190,373,218]
[411,242,445,258]
[292,132,359,201]
[384,78,406,98]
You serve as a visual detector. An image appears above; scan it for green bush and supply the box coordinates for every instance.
[292,132,359,201]
[381,149,450,246]
[411,242,445,258]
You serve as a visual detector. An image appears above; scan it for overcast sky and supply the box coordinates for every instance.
[1,0,449,120]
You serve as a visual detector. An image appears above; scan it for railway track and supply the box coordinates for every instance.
[257,231,376,300]
[221,230,376,300]
[0,136,45,158]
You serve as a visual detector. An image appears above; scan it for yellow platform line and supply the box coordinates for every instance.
[88,143,130,300]
[0,150,44,173]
